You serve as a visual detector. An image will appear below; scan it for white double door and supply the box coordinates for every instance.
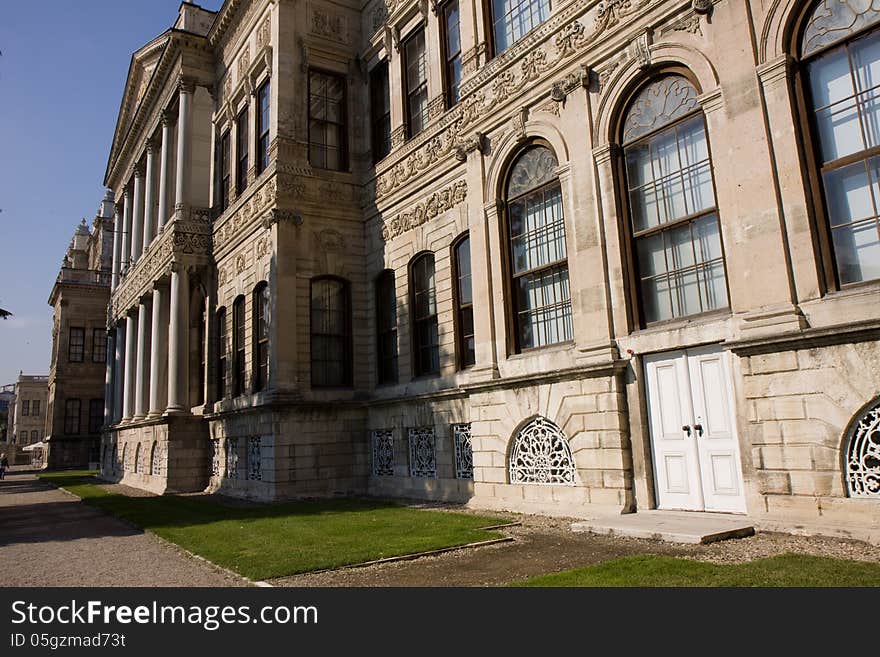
[644,345,746,513]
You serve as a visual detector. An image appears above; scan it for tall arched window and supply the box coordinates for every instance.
[621,75,728,325]
[375,270,398,384]
[253,282,270,391]
[504,144,572,350]
[232,296,246,396]
[410,253,439,376]
[310,277,352,387]
[453,234,475,369]
[801,2,880,286]
[216,307,227,400]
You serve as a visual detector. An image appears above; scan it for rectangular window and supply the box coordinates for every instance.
[370,61,391,162]
[454,236,475,368]
[19,432,26,444]
[411,254,439,376]
[309,70,347,171]
[216,308,227,400]
[64,399,81,435]
[257,80,271,174]
[254,284,270,392]
[219,130,231,211]
[310,278,352,387]
[21,400,30,416]
[233,298,246,396]
[32,400,40,417]
[92,329,107,363]
[376,271,398,384]
[88,399,103,434]
[442,1,463,107]
[30,430,38,443]
[69,327,85,362]
[404,28,429,138]
[236,107,249,195]
[491,0,551,55]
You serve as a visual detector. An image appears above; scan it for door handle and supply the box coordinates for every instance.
[682,425,691,437]
[693,423,703,437]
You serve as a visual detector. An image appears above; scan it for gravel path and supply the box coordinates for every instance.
[0,472,248,587]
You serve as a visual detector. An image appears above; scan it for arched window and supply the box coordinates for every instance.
[150,442,162,476]
[504,144,572,350]
[508,416,576,485]
[621,75,728,325]
[801,2,880,286]
[845,398,880,498]
[216,307,227,400]
[253,282,270,391]
[453,234,475,369]
[310,277,352,387]
[232,296,246,396]
[134,443,141,474]
[410,253,439,376]
[375,270,398,384]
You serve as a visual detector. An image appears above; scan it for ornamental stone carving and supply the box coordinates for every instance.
[381,180,467,241]
[235,254,246,274]
[846,399,880,498]
[508,416,576,485]
[372,429,394,476]
[312,10,347,43]
[257,15,271,49]
[453,423,473,480]
[214,178,277,251]
[238,46,250,81]
[318,229,344,253]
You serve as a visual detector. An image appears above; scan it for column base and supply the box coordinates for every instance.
[163,406,190,416]
[146,410,165,420]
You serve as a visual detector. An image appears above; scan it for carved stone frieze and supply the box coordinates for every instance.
[312,10,347,43]
[662,13,702,36]
[257,15,271,50]
[238,46,250,82]
[375,1,654,200]
[318,229,344,252]
[390,125,407,149]
[381,180,467,241]
[428,95,446,120]
[261,209,303,228]
[454,132,486,162]
[213,178,277,252]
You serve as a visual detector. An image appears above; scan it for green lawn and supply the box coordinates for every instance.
[513,553,880,587]
[39,471,504,581]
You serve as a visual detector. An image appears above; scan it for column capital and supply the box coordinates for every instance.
[160,109,177,127]
[144,139,159,155]
[178,76,197,95]
[133,163,145,178]
[123,186,131,200]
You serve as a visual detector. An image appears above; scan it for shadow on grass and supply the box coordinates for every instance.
[38,472,505,581]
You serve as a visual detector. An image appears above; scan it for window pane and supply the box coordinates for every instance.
[809,49,863,162]
[832,218,880,283]
[852,35,880,150]
[492,0,550,54]
[824,161,876,226]
[515,266,573,349]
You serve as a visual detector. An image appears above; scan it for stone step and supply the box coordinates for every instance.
[571,510,755,544]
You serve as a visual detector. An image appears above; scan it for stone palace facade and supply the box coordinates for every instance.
[100,0,880,541]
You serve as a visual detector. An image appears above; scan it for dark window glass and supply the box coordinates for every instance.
[219,130,231,211]
[69,327,84,362]
[370,61,392,162]
[233,297,246,396]
[88,399,103,433]
[491,0,550,55]
[195,297,205,406]
[236,107,249,195]
[21,400,29,416]
[454,236,475,368]
[804,27,880,285]
[410,253,439,376]
[309,70,347,171]
[32,400,40,417]
[506,146,572,350]
[257,80,271,174]
[404,28,429,137]
[443,1,462,107]
[310,278,352,387]
[622,76,728,324]
[30,430,38,442]
[376,270,398,384]
[64,399,81,435]
[92,329,107,363]
[216,308,227,400]
[253,283,270,391]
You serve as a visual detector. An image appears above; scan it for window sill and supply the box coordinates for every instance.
[631,309,732,337]
[507,340,575,361]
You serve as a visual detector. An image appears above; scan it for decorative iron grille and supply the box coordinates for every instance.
[150,442,163,476]
[226,438,239,480]
[248,437,262,481]
[453,423,473,480]
[211,439,221,477]
[372,429,394,476]
[508,416,576,485]
[408,427,437,478]
[846,400,880,498]
[135,444,145,474]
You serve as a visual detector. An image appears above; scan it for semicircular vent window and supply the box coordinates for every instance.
[846,399,880,498]
[508,416,576,485]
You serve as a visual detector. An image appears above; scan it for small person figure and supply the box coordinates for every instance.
[0,453,8,480]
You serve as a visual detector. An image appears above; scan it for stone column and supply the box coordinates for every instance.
[121,187,132,273]
[143,142,158,248]
[103,329,115,426]
[113,321,125,422]
[167,264,190,413]
[111,208,122,289]
[134,301,150,420]
[148,283,169,417]
[175,80,194,216]
[157,112,174,232]
[122,313,137,421]
[131,167,145,263]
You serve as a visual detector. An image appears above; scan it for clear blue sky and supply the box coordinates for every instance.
[0,1,223,386]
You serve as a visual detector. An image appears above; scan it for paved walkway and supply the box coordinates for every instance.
[0,471,247,587]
